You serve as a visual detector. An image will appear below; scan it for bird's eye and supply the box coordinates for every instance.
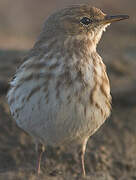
[80,17,92,25]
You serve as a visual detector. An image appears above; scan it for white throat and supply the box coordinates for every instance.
[89,23,110,50]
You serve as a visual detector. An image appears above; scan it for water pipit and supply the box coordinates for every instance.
[7,4,129,176]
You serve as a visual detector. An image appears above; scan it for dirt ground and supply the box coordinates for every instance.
[0,5,136,180]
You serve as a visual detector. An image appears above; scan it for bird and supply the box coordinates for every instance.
[7,4,129,176]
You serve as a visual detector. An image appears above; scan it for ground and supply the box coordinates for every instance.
[0,14,136,180]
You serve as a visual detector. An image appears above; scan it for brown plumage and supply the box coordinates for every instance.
[7,4,129,176]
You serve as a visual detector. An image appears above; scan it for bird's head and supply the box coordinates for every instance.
[35,4,129,53]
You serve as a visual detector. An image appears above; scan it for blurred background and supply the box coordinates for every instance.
[0,0,136,179]
[0,0,135,49]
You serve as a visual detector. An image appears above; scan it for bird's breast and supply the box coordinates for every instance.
[7,52,111,145]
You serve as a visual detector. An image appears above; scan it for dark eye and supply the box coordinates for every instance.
[80,17,92,25]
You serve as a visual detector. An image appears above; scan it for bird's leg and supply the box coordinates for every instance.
[35,143,45,174]
[81,148,86,176]
[80,138,88,177]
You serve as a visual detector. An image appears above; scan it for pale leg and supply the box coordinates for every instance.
[35,143,45,174]
[81,138,88,176]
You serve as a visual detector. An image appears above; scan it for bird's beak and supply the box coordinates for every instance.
[102,15,129,24]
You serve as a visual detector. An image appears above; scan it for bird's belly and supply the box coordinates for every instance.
[9,82,111,146]
[8,53,111,146]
